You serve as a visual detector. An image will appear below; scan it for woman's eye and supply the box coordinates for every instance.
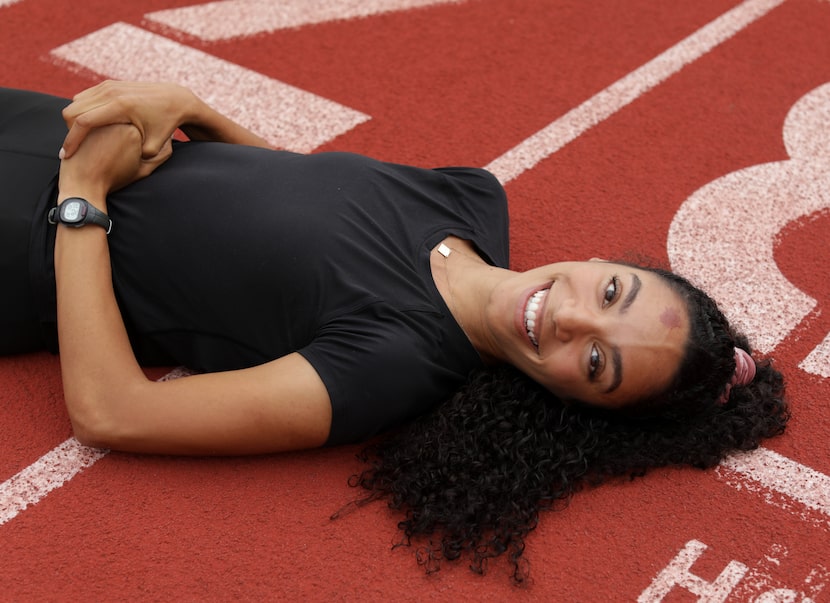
[589,344,603,379]
[603,276,620,306]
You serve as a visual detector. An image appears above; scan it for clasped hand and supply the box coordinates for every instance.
[59,81,181,195]
[59,124,149,198]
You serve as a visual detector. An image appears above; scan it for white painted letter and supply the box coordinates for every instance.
[755,589,814,603]
[639,540,748,603]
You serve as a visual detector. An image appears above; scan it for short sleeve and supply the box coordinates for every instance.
[299,302,477,446]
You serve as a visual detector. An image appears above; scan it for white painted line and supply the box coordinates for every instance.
[0,439,108,526]
[50,23,370,152]
[146,0,464,41]
[800,332,830,378]
[719,447,830,519]
[0,368,189,526]
[485,0,787,185]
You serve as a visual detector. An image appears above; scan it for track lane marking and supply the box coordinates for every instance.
[719,448,830,525]
[800,331,830,378]
[716,447,830,530]
[0,439,107,526]
[146,0,464,41]
[0,368,191,526]
[50,23,370,153]
[485,0,788,185]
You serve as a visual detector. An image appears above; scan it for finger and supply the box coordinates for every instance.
[70,79,112,102]
[60,122,93,160]
[60,102,143,159]
[68,80,124,106]
[62,85,112,125]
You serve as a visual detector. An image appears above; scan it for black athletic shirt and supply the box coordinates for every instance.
[33,144,510,445]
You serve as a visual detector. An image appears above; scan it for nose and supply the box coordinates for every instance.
[553,299,597,342]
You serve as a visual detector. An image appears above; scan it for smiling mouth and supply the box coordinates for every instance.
[524,288,549,349]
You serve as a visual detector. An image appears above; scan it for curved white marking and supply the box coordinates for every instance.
[668,84,830,356]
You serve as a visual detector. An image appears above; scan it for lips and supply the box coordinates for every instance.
[524,288,549,349]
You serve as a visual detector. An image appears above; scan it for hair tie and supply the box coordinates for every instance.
[717,347,757,404]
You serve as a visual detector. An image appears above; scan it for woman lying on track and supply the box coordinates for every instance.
[1,81,788,579]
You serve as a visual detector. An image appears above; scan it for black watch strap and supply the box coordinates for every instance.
[48,197,113,234]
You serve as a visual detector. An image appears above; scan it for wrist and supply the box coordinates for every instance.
[50,197,112,234]
[179,87,209,130]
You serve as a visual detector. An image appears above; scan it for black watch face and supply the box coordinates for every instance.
[61,200,86,224]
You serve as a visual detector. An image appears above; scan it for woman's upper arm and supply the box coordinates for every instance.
[87,352,332,455]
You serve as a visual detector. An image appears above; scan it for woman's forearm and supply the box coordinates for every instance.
[54,195,149,444]
[178,89,272,149]
[55,125,153,445]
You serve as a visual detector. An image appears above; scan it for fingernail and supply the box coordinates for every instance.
[59,148,66,160]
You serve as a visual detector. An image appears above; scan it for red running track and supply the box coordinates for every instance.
[1,0,829,600]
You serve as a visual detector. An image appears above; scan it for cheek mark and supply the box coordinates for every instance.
[660,307,682,330]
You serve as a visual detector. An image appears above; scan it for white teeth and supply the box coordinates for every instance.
[524,289,548,349]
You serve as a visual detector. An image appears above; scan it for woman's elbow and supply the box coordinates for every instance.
[70,419,110,449]
[64,384,139,449]
[66,391,117,448]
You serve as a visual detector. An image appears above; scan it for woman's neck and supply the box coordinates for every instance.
[430,236,509,364]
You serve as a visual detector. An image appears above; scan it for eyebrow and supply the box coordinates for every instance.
[603,274,640,394]
[604,345,623,394]
[619,273,641,314]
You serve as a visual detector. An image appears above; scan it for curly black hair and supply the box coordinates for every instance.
[349,265,789,582]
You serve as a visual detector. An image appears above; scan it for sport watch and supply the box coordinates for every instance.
[48,197,112,234]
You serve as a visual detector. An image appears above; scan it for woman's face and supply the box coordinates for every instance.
[485,260,689,408]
